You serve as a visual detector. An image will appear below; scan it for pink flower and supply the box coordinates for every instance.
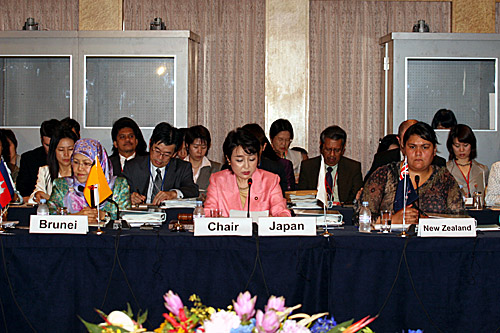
[233,291,257,321]
[255,309,280,333]
[203,310,241,333]
[163,290,184,316]
[281,320,310,333]
[265,296,286,312]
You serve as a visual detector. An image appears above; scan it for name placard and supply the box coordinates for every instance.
[30,215,88,234]
[258,217,317,236]
[194,217,252,236]
[418,218,476,237]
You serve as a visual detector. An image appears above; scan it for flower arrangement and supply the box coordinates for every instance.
[81,291,376,333]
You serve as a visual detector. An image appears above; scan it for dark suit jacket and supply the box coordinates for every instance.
[297,156,363,203]
[122,155,199,200]
[196,160,221,191]
[110,155,122,177]
[364,148,446,182]
[17,146,47,197]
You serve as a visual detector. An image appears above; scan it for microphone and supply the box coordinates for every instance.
[413,175,428,218]
[247,178,253,218]
[78,185,120,223]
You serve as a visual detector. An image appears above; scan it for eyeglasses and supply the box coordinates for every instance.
[275,137,292,145]
[152,147,173,159]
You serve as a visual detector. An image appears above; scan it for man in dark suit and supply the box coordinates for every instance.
[298,125,363,204]
[17,119,60,199]
[109,117,147,177]
[364,119,446,182]
[123,122,199,205]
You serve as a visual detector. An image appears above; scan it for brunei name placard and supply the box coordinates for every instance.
[418,218,476,237]
[258,217,317,236]
[194,217,252,236]
[30,215,88,234]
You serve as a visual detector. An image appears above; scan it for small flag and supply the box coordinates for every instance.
[393,158,418,212]
[84,156,112,207]
[0,161,14,209]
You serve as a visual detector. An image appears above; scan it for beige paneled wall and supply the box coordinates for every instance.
[0,0,78,30]
[123,0,266,163]
[309,0,451,174]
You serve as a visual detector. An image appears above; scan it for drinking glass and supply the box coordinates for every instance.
[380,210,392,233]
[210,209,221,217]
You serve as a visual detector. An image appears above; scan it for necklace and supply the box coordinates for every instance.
[456,161,471,167]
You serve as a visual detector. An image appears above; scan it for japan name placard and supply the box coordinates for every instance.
[194,217,252,236]
[30,215,89,234]
[418,218,476,237]
[258,217,317,236]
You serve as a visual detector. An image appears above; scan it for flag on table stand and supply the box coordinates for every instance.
[316,156,329,207]
[0,161,14,209]
[393,157,418,212]
[84,156,112,207]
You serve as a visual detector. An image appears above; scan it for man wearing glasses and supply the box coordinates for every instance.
[123,122,199,205]
[297,125,362,205]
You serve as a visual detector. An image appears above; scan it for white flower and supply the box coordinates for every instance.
[281,320,311,333]
[101,311,136,332]
[203,310,241,333]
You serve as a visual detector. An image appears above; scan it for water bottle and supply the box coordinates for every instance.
[193,201,205,218]
[358,201,372,233]
[37,199,49,215]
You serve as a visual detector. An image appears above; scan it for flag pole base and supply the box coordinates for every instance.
[399,230,408,238]
[320,229,332,237]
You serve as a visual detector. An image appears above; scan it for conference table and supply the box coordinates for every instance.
[1,208,500,332]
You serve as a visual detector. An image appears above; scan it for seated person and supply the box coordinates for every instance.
[0,131,23,204]
[291,146,308,160]
[486,162,500,206]
[176,128,188,160]
[29,127,78,203]
[109,117,148,176]
[184,125,221,191]
[431,108,457,129]
[241,123,295,193]
[1,129,20,182]
[446,124,488,198]
[204,128,290,217]
[123,122,199,205]
[269,119,303,181]
[298,125,362,204]
[361,122,463,224]
[365,119,446,182]
[17,119,60,200]
[48,138,130,219]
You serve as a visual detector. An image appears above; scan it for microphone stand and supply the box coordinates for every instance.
[247,178,258,235]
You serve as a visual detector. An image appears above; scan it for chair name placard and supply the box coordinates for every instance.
[194,217,252,236]
[418,218,476,237]
[258,217,317,236]
[30,215,88,234]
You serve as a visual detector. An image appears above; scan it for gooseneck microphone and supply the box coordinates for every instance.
[414,175,420,218]
[247,178,253,218]
[78,185,120,223]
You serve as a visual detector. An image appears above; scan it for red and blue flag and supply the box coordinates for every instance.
[0,161,14,209]
[393,157,418,212]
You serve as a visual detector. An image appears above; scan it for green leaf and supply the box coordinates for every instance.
[327,319,354,333]
[79,316,104,333]
[125,303,134,318]
[137,309,148,325]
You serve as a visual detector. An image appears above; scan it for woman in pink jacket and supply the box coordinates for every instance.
[204,128,291,217]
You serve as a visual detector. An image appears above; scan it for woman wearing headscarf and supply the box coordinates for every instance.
[48,138,130,219]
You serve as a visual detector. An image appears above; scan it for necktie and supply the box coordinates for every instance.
[326,166,333,195]
[151,168,162,199]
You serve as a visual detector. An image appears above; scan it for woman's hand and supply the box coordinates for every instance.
[76,207,99,221]
[392,206,419,224]
[34,191,50,203]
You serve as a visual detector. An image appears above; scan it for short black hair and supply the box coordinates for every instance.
[269,119,294,140]
[150,122,182,151]
[60,117,81,139]
[47,127,79,181]
[377,134,399,153]
[223,128,260,172]
[0,130,11,164]
[111,117,147,156]
[320,125,347,148]
[40,119,61,138]
[431,109,457,129]
[291,147,308,155]
[185,125,212,152]
[446,124,477,161]
[1,129,17,149]
[242,123,278,161]
[403,122,438,147]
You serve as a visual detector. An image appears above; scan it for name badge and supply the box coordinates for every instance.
[30,215,88,234]
[418,218,476,237]
[194,217,252,236]
[258,217,316,236]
